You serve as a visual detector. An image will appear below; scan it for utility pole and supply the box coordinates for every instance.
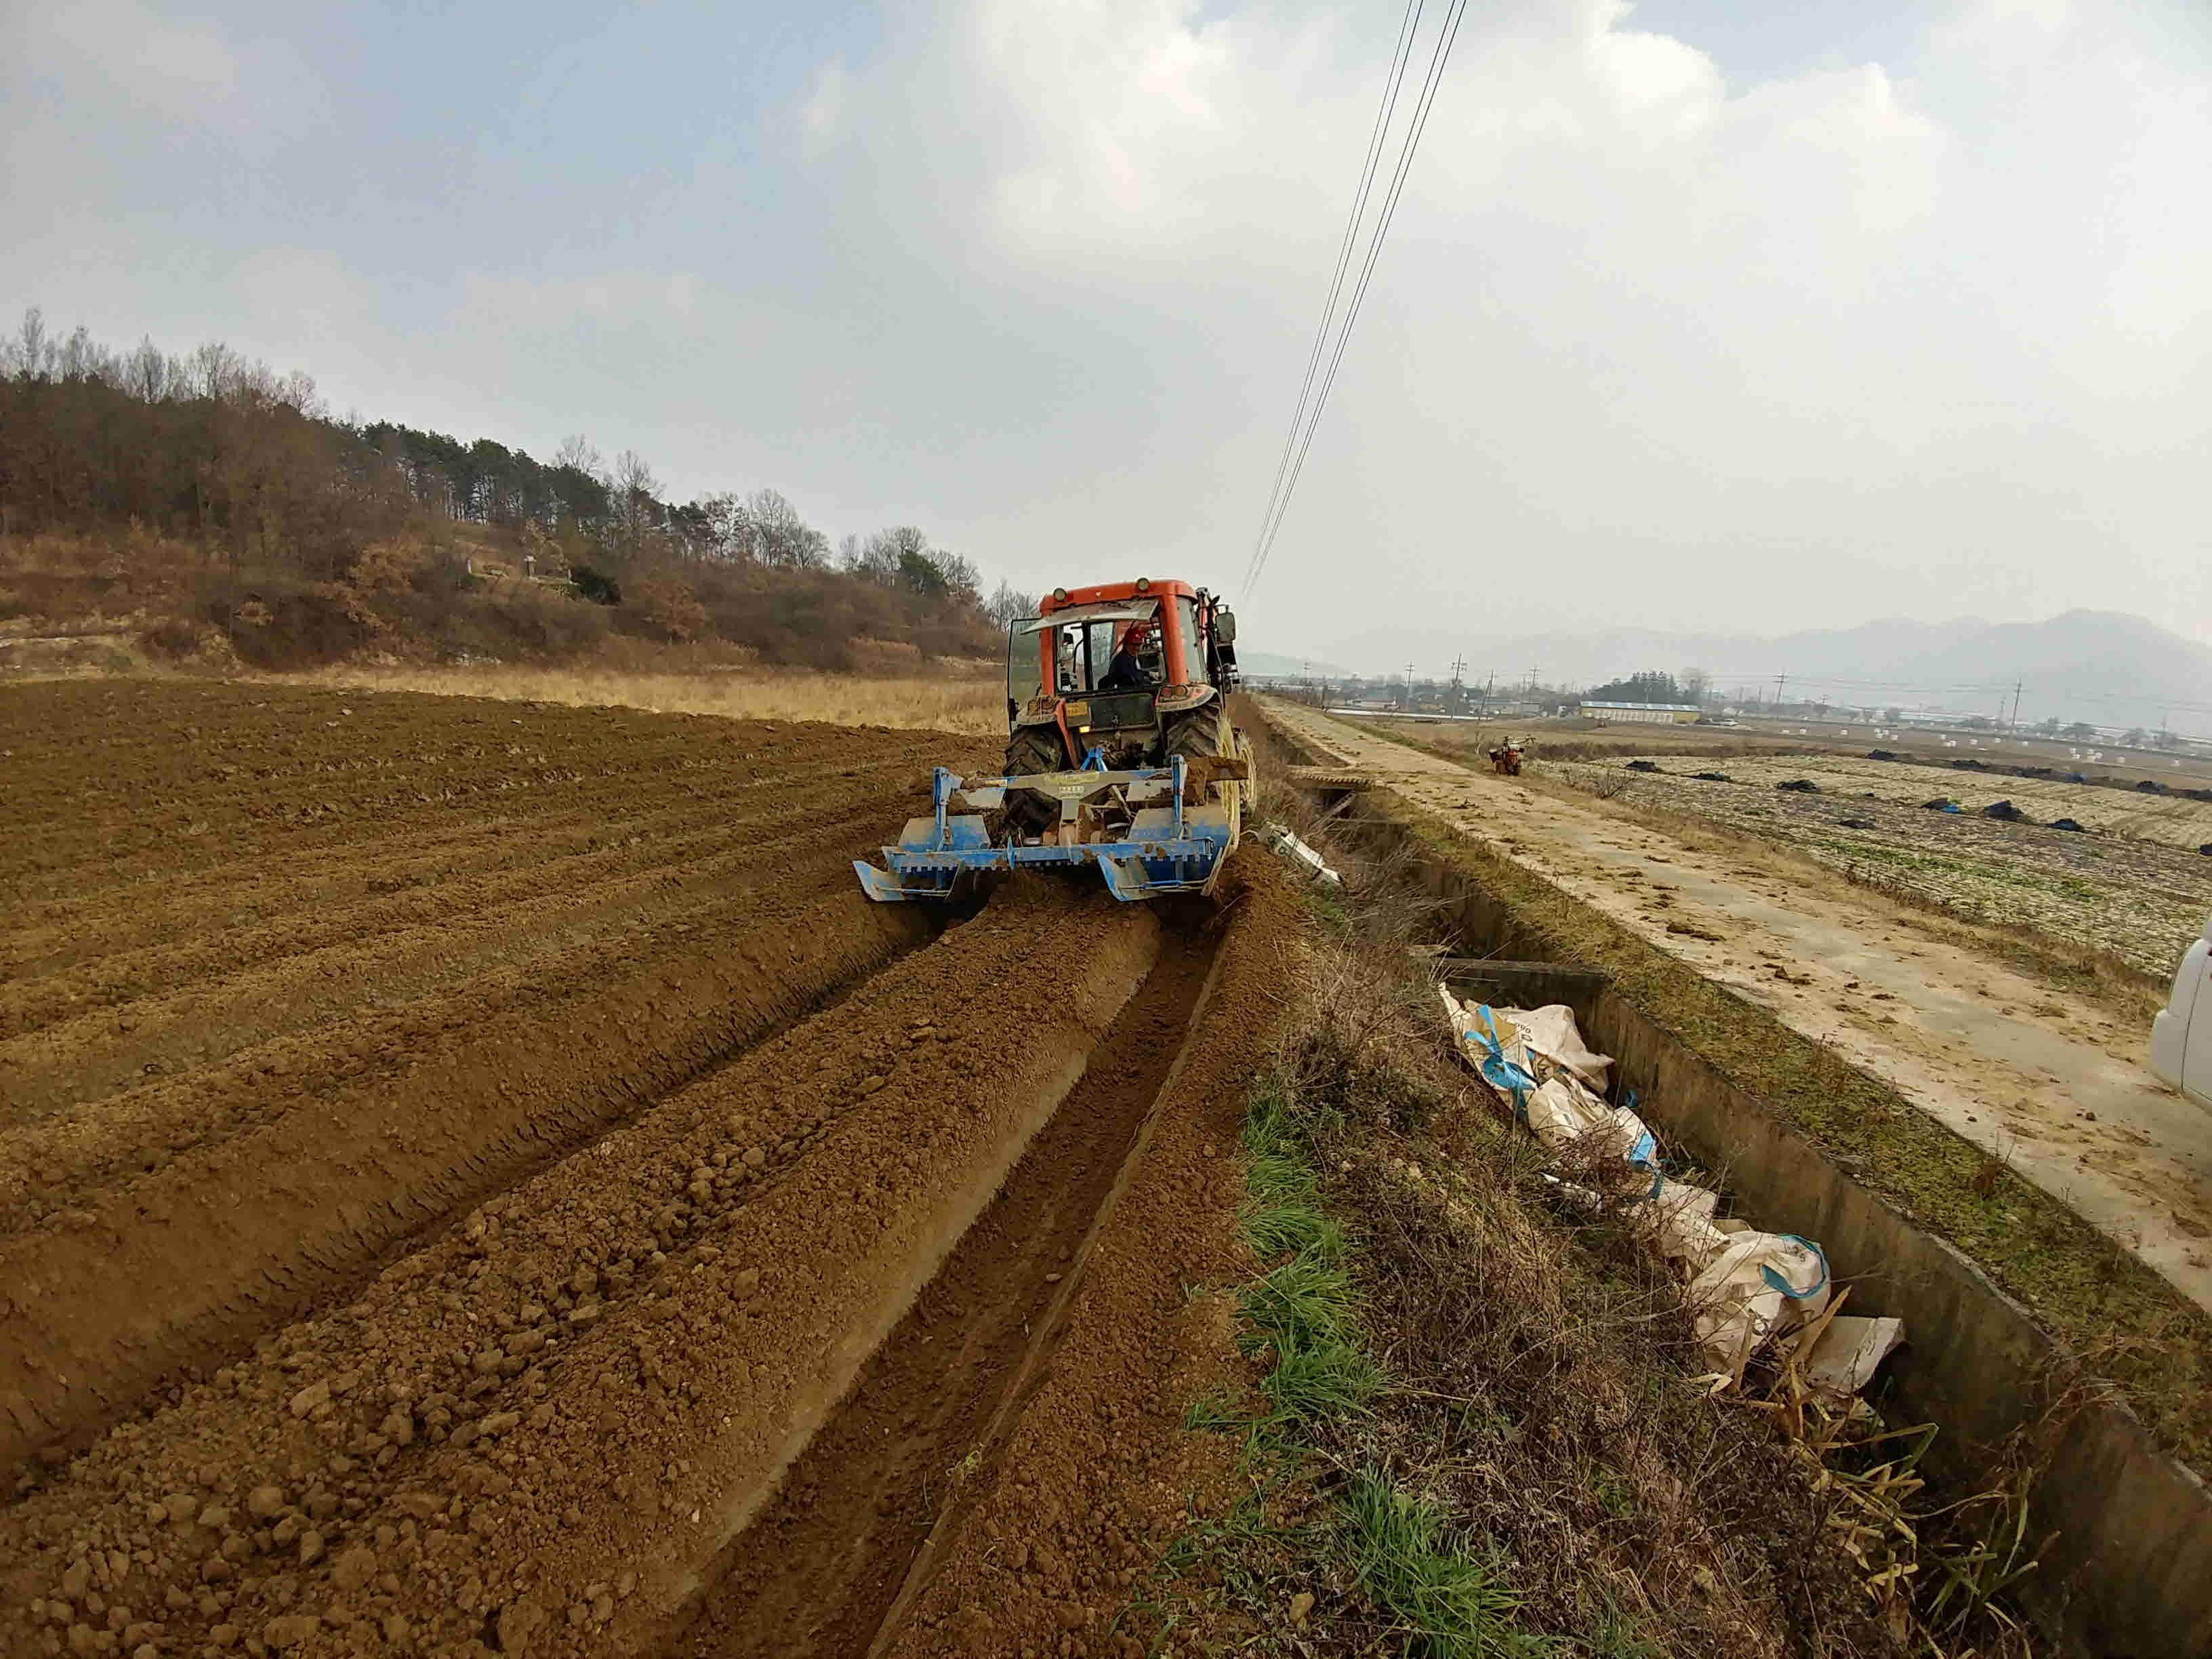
[1774,671,1787,710]
[2010,676,2023,730]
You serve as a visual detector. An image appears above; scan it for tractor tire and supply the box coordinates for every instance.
[1162,703,1245,843]
[1231,722,1259,817]
[1001,724,1067,837]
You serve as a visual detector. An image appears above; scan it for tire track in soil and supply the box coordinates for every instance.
[656,914,1225,1659]
[882,849,1302,1659]
[0,798,896,1122]
[0,682,933,905]
[0,886,941,1477]
[0,752,910,979]
[0,884,1157,1659]
[0,794,862,1037]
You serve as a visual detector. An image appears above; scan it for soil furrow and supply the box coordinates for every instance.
[0,851,901,1216]
[0,787,827,992]
[0,886,938,1475]
[0,882,1155,1659]
[0,735,916,948]
[0,801,903,1124]
[878,851,1300,1659]
[0,683,935,901]
[659,914,1224,1659]
[0,788,895,1054]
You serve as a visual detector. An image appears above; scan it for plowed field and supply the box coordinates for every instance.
[0,680,1295,1658]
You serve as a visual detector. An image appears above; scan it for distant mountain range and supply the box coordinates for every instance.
[1302,610,2212,737]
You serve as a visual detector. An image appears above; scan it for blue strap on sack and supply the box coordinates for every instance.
[1760,1235,1830,1299]
[1616,1090,1663,1199]
[1467,1005,1538,1120]
[1624,1128,1663,1198]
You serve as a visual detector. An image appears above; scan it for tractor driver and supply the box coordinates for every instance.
[1099,620,1156,691]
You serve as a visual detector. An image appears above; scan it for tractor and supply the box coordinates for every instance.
[855,578,1255,903]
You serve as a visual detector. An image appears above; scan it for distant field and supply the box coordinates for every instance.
[1545,758,2212,977]
[1347,709,2212,789]
[1633,751,2212,849]
[1336,710,2212,978]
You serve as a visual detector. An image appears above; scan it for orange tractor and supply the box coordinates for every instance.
[856,578,1255,902]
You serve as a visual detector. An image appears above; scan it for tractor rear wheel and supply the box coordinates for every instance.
[1001,724,1067,836]
[1162,703,1245,837]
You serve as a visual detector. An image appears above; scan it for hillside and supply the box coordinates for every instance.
[0,312,1012,674]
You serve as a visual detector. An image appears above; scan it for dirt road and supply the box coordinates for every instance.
[1263,698,2212,1311]
[0,680,1298,1658]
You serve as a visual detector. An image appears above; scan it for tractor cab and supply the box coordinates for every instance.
[1004,579,1239,770]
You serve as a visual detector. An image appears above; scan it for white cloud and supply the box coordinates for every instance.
[455,269,710,333]
[798,58,846,153]
[788,0,2207,648]
[19,0,329,137]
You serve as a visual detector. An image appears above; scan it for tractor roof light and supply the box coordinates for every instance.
[1134,577,1151,592]
[1053,587,1069,603]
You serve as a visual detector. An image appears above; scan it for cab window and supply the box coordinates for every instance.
[1086,621,1119,690]
[1176,596,1204,682]
[1007,621,1044,706]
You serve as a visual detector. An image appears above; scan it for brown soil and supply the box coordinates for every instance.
[660,912,1225,1658]
[878,854,1303,1659]
[0,681,992,1477]
[0,880,1164,1651]
[0,679,1307,1659]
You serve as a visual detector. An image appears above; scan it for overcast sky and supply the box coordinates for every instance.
[6,0,2208,668]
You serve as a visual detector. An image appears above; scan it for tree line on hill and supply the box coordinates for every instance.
[0,308,1035,668]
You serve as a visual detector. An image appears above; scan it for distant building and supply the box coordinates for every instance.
[1577,700,1701,724]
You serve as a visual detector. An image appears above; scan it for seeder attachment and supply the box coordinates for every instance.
[854,758,1234,903]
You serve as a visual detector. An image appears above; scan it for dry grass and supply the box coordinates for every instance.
[254,661,1006,734]
[1302,788,2212,1481]
[1202,814,1921,1656]
[1231,763,2060,1655]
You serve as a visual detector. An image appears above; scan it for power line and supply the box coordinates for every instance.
[1245,0,1471,598]
[1240,0,1424,598]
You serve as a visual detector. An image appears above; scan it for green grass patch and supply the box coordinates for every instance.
[1164,1076,1542,1651]
[1235,1086,1376,1431]
[1342,1473,1545,1658]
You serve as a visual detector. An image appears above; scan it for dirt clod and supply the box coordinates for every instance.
[286,1382,329,1420]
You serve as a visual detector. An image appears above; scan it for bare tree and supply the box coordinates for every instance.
[744,487,828,569]
[552,434,606,484]
[125,336,174,402]
[983,579,1036,627]
[608,449,660,556]
[7,308,51,380]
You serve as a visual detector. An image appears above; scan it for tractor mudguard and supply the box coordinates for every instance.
[1153,683,1216,714]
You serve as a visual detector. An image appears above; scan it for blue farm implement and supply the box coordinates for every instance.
[854,756,1237,904]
